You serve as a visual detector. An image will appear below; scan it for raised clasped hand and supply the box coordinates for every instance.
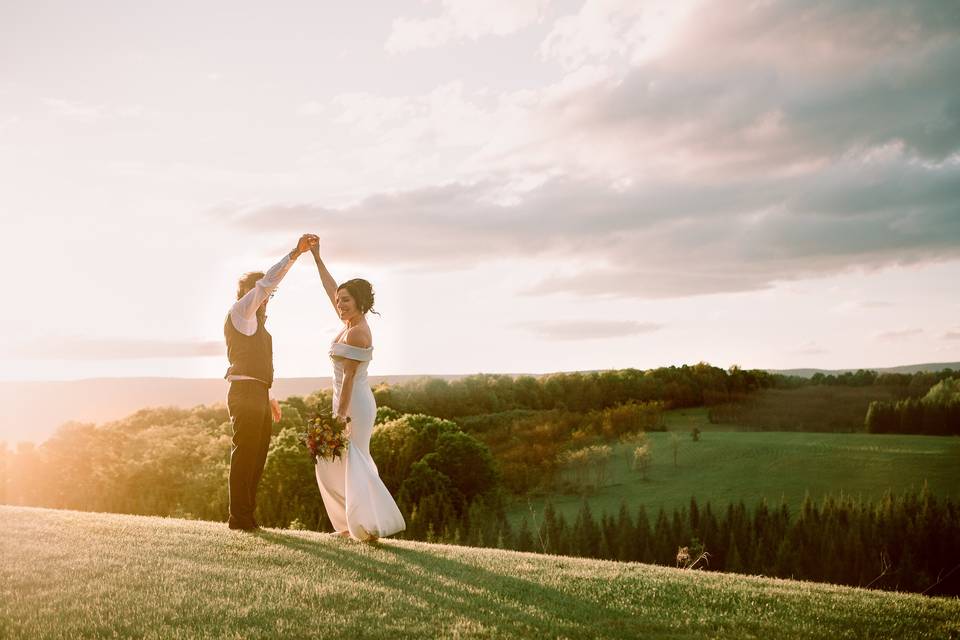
[296,233,319,255]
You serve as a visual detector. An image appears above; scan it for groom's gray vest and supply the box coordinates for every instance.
[224,313,274,388]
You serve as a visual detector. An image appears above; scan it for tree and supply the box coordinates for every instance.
[573,500,600,558]
[632,442,651,480]
[515,517,534,552]
[369,414,459,493]
[426,431,497,502]
[398,459,461,514]
[258,426,328,530]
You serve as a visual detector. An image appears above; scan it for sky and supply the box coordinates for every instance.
[1,0,959,381]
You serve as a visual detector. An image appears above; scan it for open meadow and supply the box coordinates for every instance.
[508,408,960,526]
[2,506,958,640]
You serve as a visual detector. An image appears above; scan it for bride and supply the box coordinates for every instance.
[308,237,405,541]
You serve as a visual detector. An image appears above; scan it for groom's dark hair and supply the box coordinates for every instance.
[237,271,265,300]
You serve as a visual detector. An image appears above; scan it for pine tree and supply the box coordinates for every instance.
[543,502,559,555]
[634,505,652,563]
[573,500,600,558]
[689,496,700,532]
[615,501,634,561]
[652,508,672,565]
[726,532,743,573]
[497,517,513,550]
[555,512,571,556]
[515,517,533,552]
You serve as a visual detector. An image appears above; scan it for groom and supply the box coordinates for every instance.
[224,233,317,530]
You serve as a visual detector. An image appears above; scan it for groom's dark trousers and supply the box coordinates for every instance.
[227,380,272,529]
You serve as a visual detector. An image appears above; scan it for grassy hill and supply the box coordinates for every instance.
[2,507,956,639]
[508,409,960,526]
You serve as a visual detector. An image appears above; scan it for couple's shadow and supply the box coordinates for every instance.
[255,529,637,638]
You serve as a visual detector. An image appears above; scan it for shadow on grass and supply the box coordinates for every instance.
[255,530,641,638]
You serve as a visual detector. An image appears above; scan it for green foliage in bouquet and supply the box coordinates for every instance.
[300,409,350,462]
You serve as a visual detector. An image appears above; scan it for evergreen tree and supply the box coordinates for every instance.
[614,501,634,561]
[634,505,652,563]
[515,517,533,552]
[542,502,560,555]
[725,533,743,573]
[573,500,601,558]
[652,508,673,565]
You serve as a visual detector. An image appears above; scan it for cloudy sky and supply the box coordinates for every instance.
[1,0,959,381]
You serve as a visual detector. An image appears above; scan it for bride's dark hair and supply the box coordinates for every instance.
[338,278,380,316]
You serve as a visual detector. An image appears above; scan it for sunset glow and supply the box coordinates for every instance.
[1,1,958,384]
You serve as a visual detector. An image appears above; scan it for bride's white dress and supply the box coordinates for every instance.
[314,341,405,540]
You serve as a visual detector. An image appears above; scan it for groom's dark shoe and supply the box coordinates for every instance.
[228,518,258,531]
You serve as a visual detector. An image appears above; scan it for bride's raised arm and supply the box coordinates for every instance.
[309,239,339,315]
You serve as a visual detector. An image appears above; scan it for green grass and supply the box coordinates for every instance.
[2,506,957,639]
[509,415,960,525]
[664,407,725,431]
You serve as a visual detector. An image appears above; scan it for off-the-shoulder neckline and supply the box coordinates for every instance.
[330,341,373,350]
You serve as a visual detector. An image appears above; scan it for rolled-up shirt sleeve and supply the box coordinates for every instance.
[229,253,295,336]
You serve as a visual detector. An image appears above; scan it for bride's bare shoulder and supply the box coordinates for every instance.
[344,324,372,349]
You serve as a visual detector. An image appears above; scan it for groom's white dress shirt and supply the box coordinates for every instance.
[226,252,295,384]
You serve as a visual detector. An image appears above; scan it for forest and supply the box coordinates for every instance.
[2,363,957,595]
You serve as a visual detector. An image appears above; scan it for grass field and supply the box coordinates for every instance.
[508,409,960,526]
[2,506,957,639]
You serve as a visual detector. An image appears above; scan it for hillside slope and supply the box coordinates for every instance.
[509,429,960,524]
[2,506,956,639]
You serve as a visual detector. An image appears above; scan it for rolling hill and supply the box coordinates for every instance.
[2,506,956,639]
[2,361,956,445]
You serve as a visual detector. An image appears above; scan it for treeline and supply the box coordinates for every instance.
[0,400,503,536]
[440,489,960,597]
[866,378,960,435]
[808,369,955,391]
[0,397,670,531]
[452,402,665,494]
[3,405,233,519]
[374,362,953,420]
[374,364,775,418]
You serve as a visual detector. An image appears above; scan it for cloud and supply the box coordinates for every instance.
[42,98,103,122]
[835,300,895,313]
[875,329,923,342]
[386,0,549,54]
[517,320,662,341]
[541,1,960,74]
[541,0,696,70]
[7,338,225,360]
[790,342,827,356]
[220,148,960,298]
[217,1,960,299]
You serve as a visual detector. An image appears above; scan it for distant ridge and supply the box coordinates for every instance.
[0,374,472,445]
[768,362,960,378]
[2,362,957,444]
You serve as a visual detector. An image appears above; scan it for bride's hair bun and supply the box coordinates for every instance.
[338,278,379,315]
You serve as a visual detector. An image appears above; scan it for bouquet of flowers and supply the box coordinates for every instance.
[300,409,351,462]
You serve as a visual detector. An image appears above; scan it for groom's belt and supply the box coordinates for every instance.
[226,374,270,386]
